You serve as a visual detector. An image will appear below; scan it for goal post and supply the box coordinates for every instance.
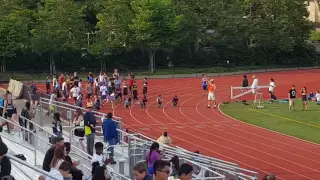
[230,86,269,100]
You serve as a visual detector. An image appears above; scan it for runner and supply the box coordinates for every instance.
[100,83,108,104]
[156,95,163,108]
[122,79,128,101]
[172,95,178,107]
[70,84,80,105]
[201,74,207,95]
[142,78,148,95]
[207,79,216,108]
[132,81,138,102]
[45,76,51,94]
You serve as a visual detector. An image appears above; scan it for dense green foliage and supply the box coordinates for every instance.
[0,0,318,73]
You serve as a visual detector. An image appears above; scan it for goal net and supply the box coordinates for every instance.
[230,86,269,100]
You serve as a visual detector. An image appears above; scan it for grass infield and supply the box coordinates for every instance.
[220,100,320,144]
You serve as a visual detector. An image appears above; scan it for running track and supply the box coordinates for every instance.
[14,70,320,179]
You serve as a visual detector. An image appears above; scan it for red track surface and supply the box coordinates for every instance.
[15,70,320,179]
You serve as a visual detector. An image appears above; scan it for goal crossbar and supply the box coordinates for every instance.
[230,86,269,99]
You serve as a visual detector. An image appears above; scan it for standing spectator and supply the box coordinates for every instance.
[42,137,64,172]
[153,160,170,180]
[133,162,153,180]
[176,163,193,180]
[20,101,35,142]
[52,113,62,138]
[146,142,160,174]
[157,132,172,145]
[0,141,11,178]
[269,78,276,101]
[72,108,85,151]
[29,81,38,108]
[242,75,248,91]
[84,103,96,156]
[102,112,118,164]
[1,92,17,134]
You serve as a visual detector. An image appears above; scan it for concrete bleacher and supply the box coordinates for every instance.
[0,80,260,180]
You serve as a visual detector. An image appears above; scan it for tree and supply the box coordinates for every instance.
[31,0,87,74]
[97,0,185,72]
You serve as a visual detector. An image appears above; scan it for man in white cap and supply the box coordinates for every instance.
[251,75,259,102]
[207,79,217,108]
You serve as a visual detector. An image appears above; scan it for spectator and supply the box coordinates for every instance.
[92,166,110,180]
[153,160,170,180]
[50,144,66,170]
[52,113,62,138]
[263,174,276,180]
[48,93,57,117]
[242,75,248,90]
[46,161,72,180]
[0,141,11,178]
[20,101,36,142]
[83,103,96,156]
[90,142,113,179]
[157,132,172,145]
[176,163,193,180]
[29,81,38,108]
[1,92,17,134]
[169,156,179,178]
[133,162,153,180]
[64,142,83,180]
[42,137,64,172]
[72,108,85,151]
[146,142,160,174]
[102,112,118,164]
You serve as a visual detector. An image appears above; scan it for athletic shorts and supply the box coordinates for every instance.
[203,85,207,91]
[102,95,107,100]
[289,98,295,106]
[252,89,257,94]
[208,92,215,101]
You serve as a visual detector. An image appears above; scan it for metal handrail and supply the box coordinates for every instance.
[40,97,122,120]
[5,154,60,180]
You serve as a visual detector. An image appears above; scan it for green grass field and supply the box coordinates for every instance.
[220,100,320,144]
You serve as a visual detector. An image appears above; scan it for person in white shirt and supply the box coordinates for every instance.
[100,84,108,103]
[70,84,80,103]
[251,75,258,102]
[61,81,67,100]
[315,90,320,104]
[99,72,105,84]
[269,78,276,100]
[45,161,71,180]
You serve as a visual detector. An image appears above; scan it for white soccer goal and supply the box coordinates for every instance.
[230,86,269,100]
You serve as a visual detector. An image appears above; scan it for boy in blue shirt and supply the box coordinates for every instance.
[102,113,118,164]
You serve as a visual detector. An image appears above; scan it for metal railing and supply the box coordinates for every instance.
[5,154,60,180]
[39,97,123,142]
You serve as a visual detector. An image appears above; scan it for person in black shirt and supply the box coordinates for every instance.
[288,85,296,111]
[132,82,138,101]
[0,141,11,178]
[301,86,308,111]
[42,137,64,172]
[242,75,249,92]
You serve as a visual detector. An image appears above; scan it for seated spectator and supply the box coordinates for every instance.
[169,156,179,178]
[157,132,172,145]
[64,142,83,180]
[132,162,153,180]
[308,91,314,101]
[50,144,66,170]
[263,174,276,180]
[0,141,11,178]
[176,163,193,180]
[92,166,110,180]
[153,160,170,180]
[46,161,72,180]
[42,137,64,172]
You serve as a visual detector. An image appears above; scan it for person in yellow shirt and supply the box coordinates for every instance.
[157,132,172,145]
[207,79,216,108]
